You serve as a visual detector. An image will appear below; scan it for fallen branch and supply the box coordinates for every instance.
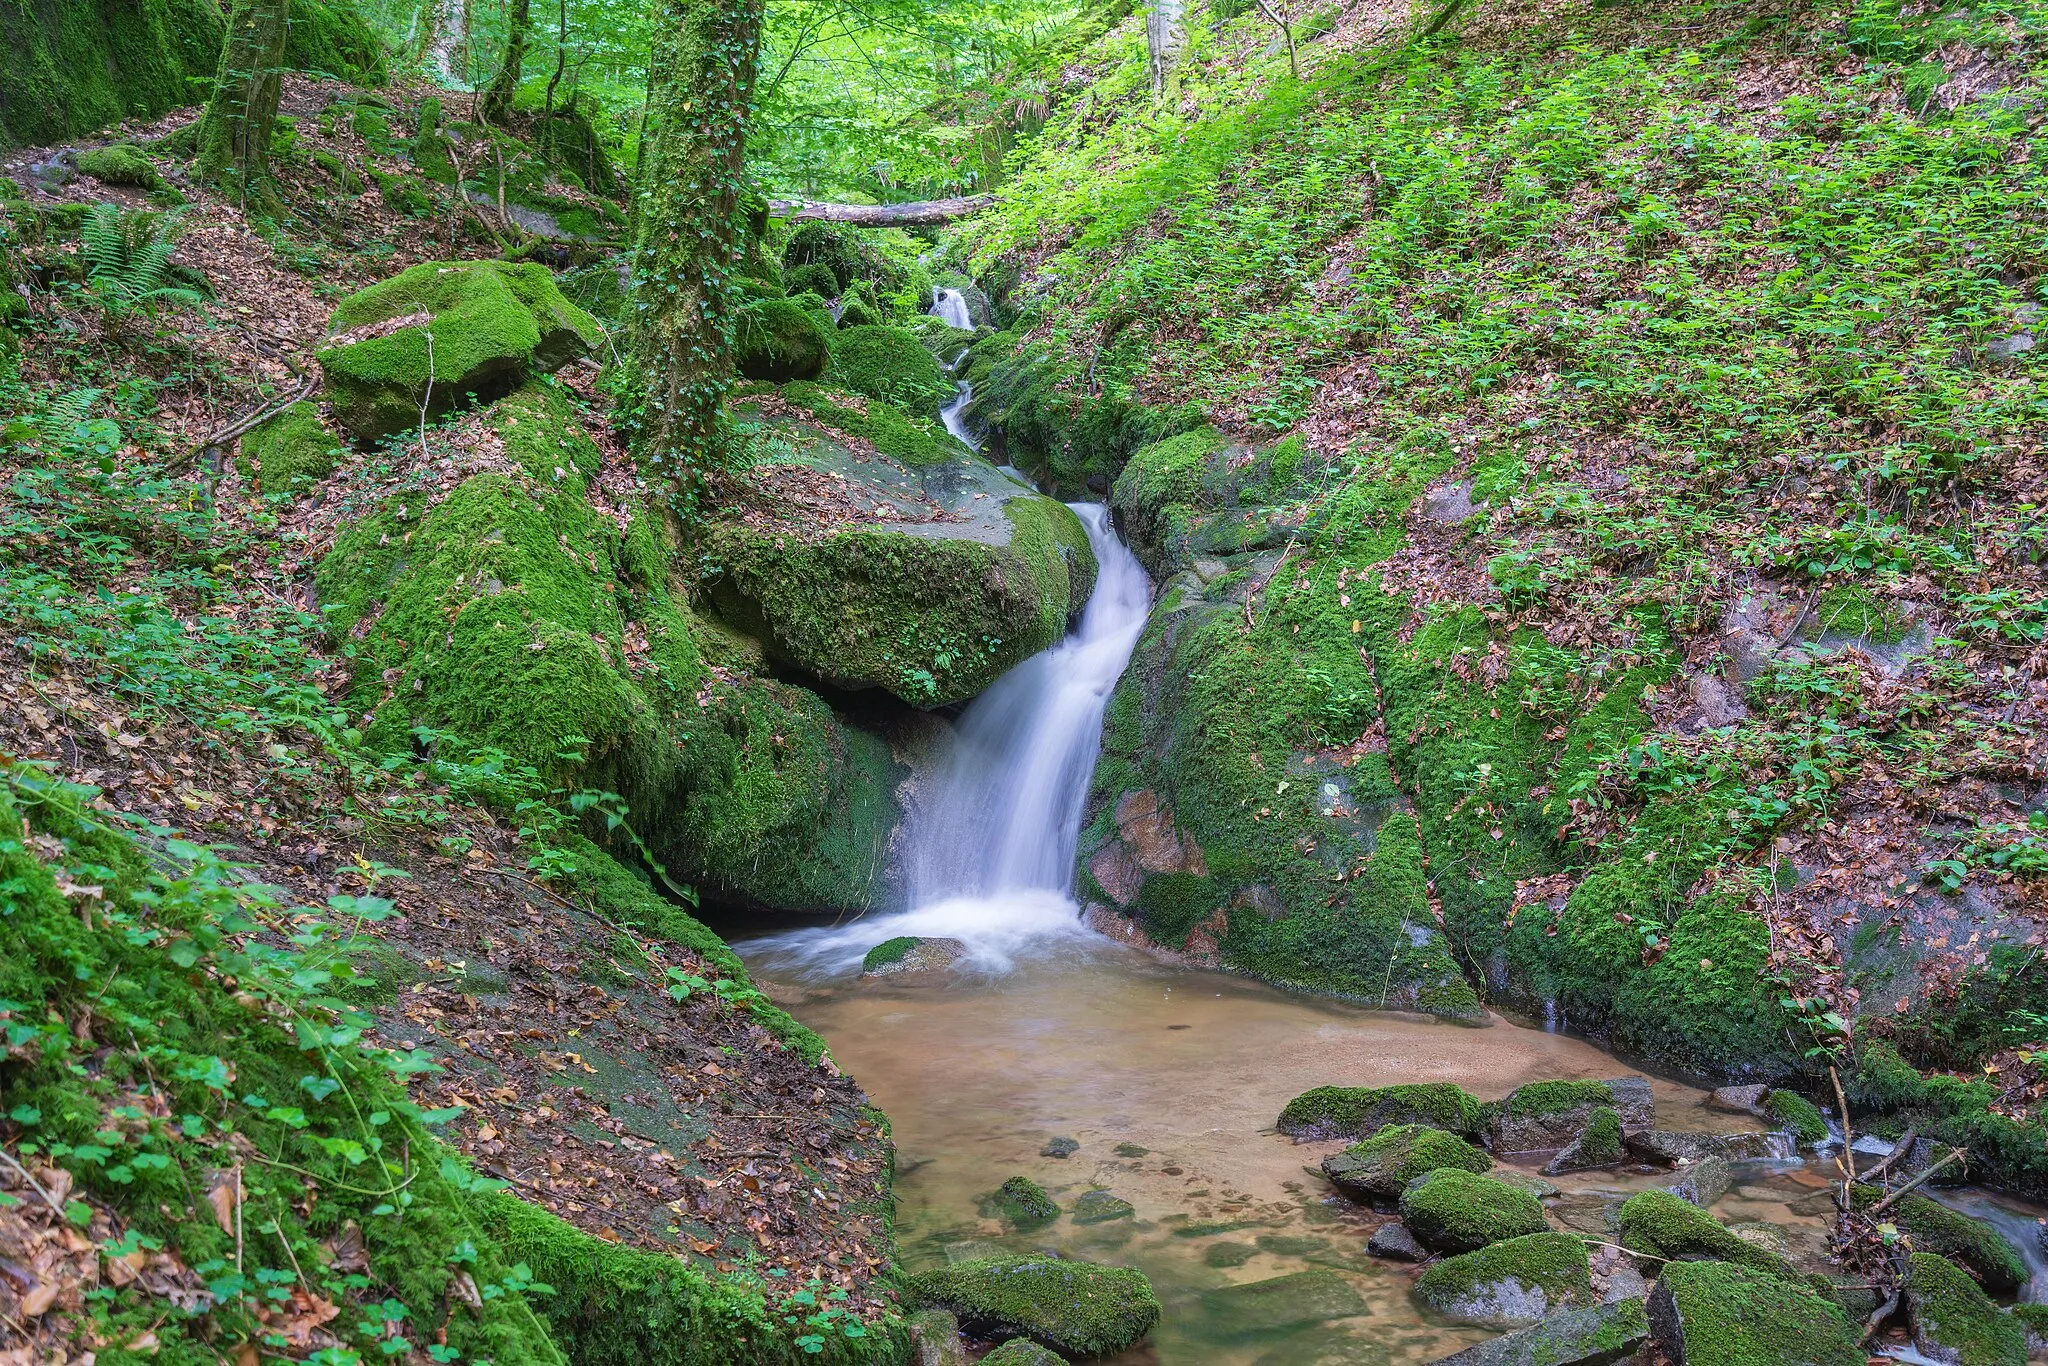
[766,194,994,226]
[1867,1147,1968,1216]
[1860,1127,1919,1187]
[1860,1289,1901,1345]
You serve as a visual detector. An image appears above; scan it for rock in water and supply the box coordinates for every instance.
[860,935,966,977]
[1071,1190,1135,1224]
[1197,1269,1369,1337]
[1367,1221,1428,1261]
[1427,1298,1649,1365]
[1657,1155,1732,1208]
[1623,1129,1778,1165]
[1413,1232,1593,1328]
[1041,1136,1080,1159]
[1706,1084,1769,1116]
[1616,1190,1801,1282]
[1277,1082,1486,1140]
[908,1255,1160,1358]
[1762,1089,1830,1147]
[1398,1169,1551,1253]
[1645,1261,1863,1366]
[1849,1188,2027,1294]
[1904,1250,2029,1366]
[1321,1124,1492,1206]
[1542,1107,1627,1175]
[979,1341,1064,1366]
[907,1308,968,1366]
[981,1177,1059,1230]
[1490,1078,1655,1153]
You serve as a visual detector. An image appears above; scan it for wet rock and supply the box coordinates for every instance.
[1070,1190,1135,1225]
[1762,1090,1829,1147]
[1490,1078,1655,1154]
[1857,1189,2030,1295]
[1489,1170,1561,1199]
[979,1340,1063,1366]
[1428,1297,1649,1365]
[1645,1261,1862,1366]
[1622,1129,1778,1165]
[1321,1124,1492,1206]
[945,1238,1009,1263]
[1041,1136,1080,1159]
[1205,1241,1259,1268]
[1279,1082,1485,1141]
[1256,1234,1331,1257]
[1706,1084,1769,1116]
[1367,1221,1428,1261]
[908,1307,969,1366]
[1399,1169,1551,1253]
[1251,1326,1393,1365]
[1616,1190,1800,1281]
[982,1176,1059,1230]
[2016,1303,2048,1355]
[1658,1155,1732,1208]
[1414,1232,1593,1328]
[908,1255,1161,1358]
[1724,1221,1789,1257]
[1543,1108,1626,1175]
[1906,1251,2027,1365]
[861,935,967,977]
[1197,1269,1370,1336]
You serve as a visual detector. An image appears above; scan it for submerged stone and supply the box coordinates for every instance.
[908,1255,1160,1357]
[1905,1250,2028,1366]
[861,935,966,977]
[1428,1297,1649,1365]
[1198,1269,1370,1337]
[1278,1082,1486,1141]
[1490,1078,1654,1153]
[1623,1129,1779,1165]
[982,1176,1059,1230]
[1399,1169,1550,1253]
[1414,1232,1593,1328]
[1645,1260,1862,1366]
[1071,1190,1136,1224]
[1041,1136,1080,1159]
[1321,1124,1492,1206]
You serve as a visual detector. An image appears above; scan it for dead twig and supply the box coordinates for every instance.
[1860,1127,1919,1187]
[1866,1147,1968,1216]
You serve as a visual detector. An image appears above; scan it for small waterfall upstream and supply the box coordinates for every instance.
[747,506,1151,977]
[931,288,982,451]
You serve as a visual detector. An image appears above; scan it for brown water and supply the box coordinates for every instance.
[742,939,1870,1365]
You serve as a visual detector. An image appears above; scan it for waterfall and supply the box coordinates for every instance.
[744,507,1151,976]
[931,289,981,450]
[932,286,974,330]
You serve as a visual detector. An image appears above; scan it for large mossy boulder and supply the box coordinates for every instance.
[1851,1187,2026,1294]
[1904,1251,2028,1366]
[1645,1261,1862,1366]
[829,323,954,415]
[1490,1077,1655,1153]
[1321,1123,1491,1205]
[1398,1168,1550,1253]
[1278,1082,1484,1141]
[313,381,901,915]
[1616,1190,1800,1282]
[710,385,1096,706]
[317,259,602,441]
[1542,1106,1627,1175]
[734,296,831,382]
[1414,1232,1593,1328]
[1432,1298,1649,1366]
[908,1255,1161,1358]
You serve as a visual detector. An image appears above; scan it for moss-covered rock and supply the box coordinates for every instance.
[317,259,603,441]
[1645,1260,1862,1366]
[1491,1077,1655,1153]
[236,400,346,493]
[1431,1298,1650,1366]
[1542,1106,1627,1175]
[1320,1123,1492,1205]
[837,297,882,329]
[979,1340,1063,1366]
[1764,1089,1829,1147]
[1414,1232,1593,1328]
[907,1255,1161,1358]
[1195,1269,1369,1336]
[1277,1082,1485,1141]
[1070,1190,1136,1225]
[784,261,840,301]
[75,143,164,189]
[1616,1190,1800,1281]
[829,324,953,416]
[1905,1251,2027,1366]
[710,394,1097,706]
[735,296,832,383]
[1398,1168,1550,1253]
[1851,1187,2027,1295]
[0,0,221,151]
[860,935,965,976]
[982,1176,1060,1230]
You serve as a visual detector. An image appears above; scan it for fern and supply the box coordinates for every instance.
[80,203,204,321]
[36,386,103,444]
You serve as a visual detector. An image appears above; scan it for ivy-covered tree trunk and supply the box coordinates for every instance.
[630,0,766,489]
[193,0,290,206]
[482,0,532,124]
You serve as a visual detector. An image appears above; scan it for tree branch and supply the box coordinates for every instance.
[767,194,994,224]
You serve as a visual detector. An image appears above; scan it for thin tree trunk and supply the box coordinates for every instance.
[193,0,290,208]
[542,0,569,117]
[483,0,533,123]
[630,0,766,491]
[1147,0,1187,98]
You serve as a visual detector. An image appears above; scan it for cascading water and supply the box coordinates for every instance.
[746,505,1151,977]
[931,288,982,451]
[931,286,975,330]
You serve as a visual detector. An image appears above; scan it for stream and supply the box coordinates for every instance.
[730,299,2048,1364]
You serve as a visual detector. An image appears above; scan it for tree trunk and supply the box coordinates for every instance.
[630,0,766,489]
[766,194,994,226]
[1147,0,1187,98]
[483,0,533,124]
[193,0,290,207]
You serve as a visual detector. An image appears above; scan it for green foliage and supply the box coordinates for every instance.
[78,203,203,324]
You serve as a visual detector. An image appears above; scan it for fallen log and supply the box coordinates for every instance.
[766,194,995,226]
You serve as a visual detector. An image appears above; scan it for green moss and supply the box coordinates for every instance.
[2011,1302,2048,1341]
[1814,584,1907,644]
[1850,1188,2026,1294]
[735,297,832,383]
[1413,1232,1592,1320]
[1398,1169,1551,1253]
[862,936,918,972]
[1277,1082,1485,1140]
[1648,1261,1862,1366]
[1618,1190,1800,1282]
[1501,1080,1617,1118]
[785,262,839,300]
[1110,427,1226,573]
[981,1176,1061,1229]
[0,0,222,151]
[908,1256,1161,1358]
[979,1340,1064,1366]
[282,0,387,84]
[318,260,603,441]
[770,382,951,465]
[1764,1090,1830,1147]
[236,399,346,492]
[828,324,952,415]
[1133,869,1222,946]
[76,143,164,189]
[1322,1123,1492,1204]
[1905,1252,2027,1365]
[837,298,881,328]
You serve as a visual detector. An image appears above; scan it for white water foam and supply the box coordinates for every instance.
[745,504,1151,980]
